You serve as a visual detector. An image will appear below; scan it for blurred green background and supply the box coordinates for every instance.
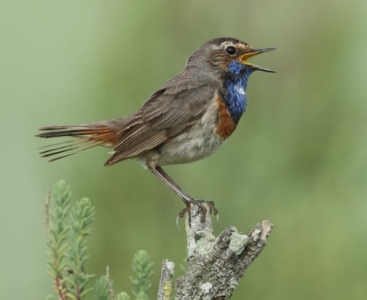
[1,0,367,299]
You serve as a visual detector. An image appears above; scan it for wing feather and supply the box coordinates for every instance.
[105,77,217,165]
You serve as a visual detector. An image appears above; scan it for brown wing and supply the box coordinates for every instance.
[105,77,217,165]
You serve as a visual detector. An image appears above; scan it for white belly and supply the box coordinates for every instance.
[158,100,226,166]
[157,122,224,165]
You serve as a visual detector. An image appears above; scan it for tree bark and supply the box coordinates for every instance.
[158,204,274,300]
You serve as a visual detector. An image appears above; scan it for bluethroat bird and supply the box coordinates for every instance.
[37,37,275,222]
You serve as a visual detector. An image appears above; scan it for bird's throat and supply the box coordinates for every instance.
[225,62,253,124]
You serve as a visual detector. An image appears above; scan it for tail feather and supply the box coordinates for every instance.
[36,123,117,161]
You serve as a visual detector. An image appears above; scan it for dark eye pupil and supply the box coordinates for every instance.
[226,46,236,55]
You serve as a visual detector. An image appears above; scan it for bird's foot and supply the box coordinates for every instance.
[177,199,219,227]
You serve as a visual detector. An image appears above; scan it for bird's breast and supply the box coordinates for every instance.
[215,96,237,139]
[155,95,236,166]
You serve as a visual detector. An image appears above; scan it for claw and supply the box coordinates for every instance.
[175,214,181,229]
[176,199,219,227]
[176,206,189,229]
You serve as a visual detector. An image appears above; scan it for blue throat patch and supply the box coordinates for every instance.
[225,61,254,124]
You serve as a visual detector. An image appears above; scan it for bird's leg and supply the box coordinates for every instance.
[148,166,218,224]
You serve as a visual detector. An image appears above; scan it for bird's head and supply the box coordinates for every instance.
[186,37,275,75]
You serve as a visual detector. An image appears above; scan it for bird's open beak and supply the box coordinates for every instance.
[240,48,276,73]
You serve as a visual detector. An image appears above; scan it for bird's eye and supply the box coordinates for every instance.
[225,46,237,55]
